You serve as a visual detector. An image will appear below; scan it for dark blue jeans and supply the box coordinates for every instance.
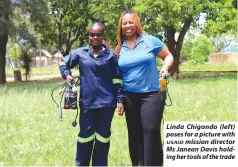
[124,91,165,166]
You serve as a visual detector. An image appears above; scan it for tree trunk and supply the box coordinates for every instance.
[14,70,22,82]
[166,26,180,78]
[0,33,8,85]
[0,0,10,85]
[166,18,192,78]
[169,52,180,78]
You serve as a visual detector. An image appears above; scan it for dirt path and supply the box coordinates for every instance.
[6,74,62,82]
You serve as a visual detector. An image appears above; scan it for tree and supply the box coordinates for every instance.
[0,0,11,84]
[88,0,136,47]
[180,33,196,62]
[135,0,236,77]
[43,0,136,56]
[47,0,91,56]
[210,32,237,52]
[86,0,236,77]
[0,0,49,84]
[181,34,214,64]
[19,46,34,81]
[9,41,22,68]
[190,35,214,63]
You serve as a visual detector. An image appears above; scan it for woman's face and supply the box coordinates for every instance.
[88,25,104,47]
[121,13,137,38]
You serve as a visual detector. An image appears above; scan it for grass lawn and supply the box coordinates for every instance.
[0,73,237,166]
[6,63,237,78]
[6,66,78,78]
[180,63,237,71]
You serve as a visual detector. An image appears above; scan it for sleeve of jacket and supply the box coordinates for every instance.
[59,50,79,79]
[111,53,125,103]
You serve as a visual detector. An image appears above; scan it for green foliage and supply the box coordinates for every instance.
[22,0,49,24]
[2,0,237,83]
[14,0,236,55]
[45,0,91,55]
[190,35,214,64]
[9,42,22,59]
[134,0,236,74]
[203,0,237,37]
[87,0,135,48]
[0,0,12,35]
[181,34,215,64]
[19,46,36,81]
[135,0,207,37]
[181,34,196,61]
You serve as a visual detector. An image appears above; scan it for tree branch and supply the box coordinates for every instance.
[165,25,176,52]
[64,28,81,56]
[66,28,71,47]
[57,13,64,54]
[176,17,193,55]
[177,17,193,44]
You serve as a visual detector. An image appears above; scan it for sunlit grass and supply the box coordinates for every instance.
[0,74,237,165]
[180,63,237,71]
[6,66,78,77]
[6,63,237,78]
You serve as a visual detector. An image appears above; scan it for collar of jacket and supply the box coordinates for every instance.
[83,44,110,56]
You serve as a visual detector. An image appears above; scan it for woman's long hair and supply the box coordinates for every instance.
[114,10,143,59]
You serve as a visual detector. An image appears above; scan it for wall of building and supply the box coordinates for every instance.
[208,53,238,64]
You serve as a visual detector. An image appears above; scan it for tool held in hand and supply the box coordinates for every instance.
[51,79,82,127]
[159,73,172,106]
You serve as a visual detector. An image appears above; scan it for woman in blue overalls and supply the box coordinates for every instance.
[60,22,124,166]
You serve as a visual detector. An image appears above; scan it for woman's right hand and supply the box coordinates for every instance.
[66,75,73,82]
[117,103,124,116]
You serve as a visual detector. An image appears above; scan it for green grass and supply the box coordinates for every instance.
[6,67,78,77]
[6,63,237,78]
[164,73,237,121]
[0,80,130,166]
[180,63,237,71]
[0,73,237,166]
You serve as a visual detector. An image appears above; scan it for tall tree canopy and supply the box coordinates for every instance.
[48,0,90,56]
[0,0,236,84]
[80,0,236,76]
[134,0,236,76]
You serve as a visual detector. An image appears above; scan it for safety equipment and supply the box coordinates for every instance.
[51,79,81,127]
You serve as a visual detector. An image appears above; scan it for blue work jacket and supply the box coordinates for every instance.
[59,44,124,110]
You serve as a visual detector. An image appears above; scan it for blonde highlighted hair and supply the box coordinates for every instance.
[114,10,143,58]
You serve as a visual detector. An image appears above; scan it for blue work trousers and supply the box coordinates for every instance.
[75,107,115,166]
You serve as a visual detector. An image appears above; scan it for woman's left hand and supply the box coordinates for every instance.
[160,66,169,78]
[117,103,124,116]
